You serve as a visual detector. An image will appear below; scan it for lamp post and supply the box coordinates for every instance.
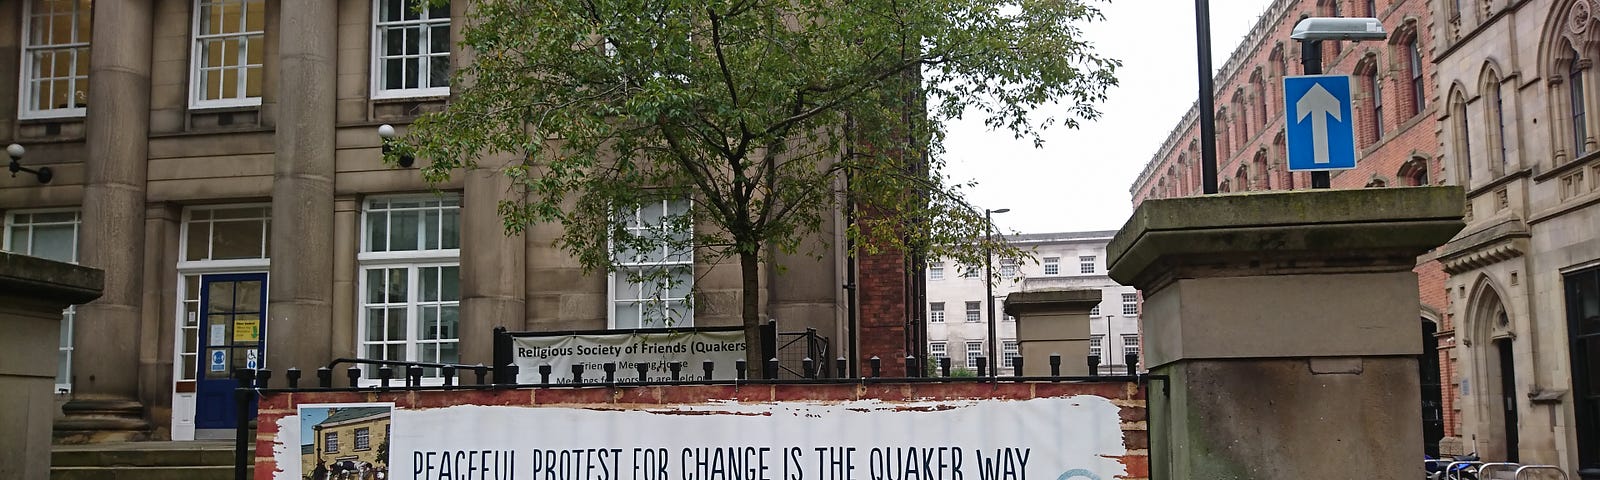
[1194,0,1219,194]
[1290,17,1387,188]
[984,207,1009,378]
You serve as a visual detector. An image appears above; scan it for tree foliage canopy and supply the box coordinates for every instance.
[398,0,1118,353]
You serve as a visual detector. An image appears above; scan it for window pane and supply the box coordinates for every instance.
[245,0,265,32]
[30,224,76,262]
[429,54,450,88]
[431,25,450,55]
[367,211,389,252]
[392,209,420,251]
[440,266,459,301]
[614,303,641,329]
[420,306,439,340]
[439,305,458,339]
[421,266,439,302]
[210,219,264,259]
[385,307,407,339]
[384,268,408,303]
[365,307,388,341]
[384,58,405,90]
[404,58,420,89]
[207,282,235,313]
[382,0,403,22]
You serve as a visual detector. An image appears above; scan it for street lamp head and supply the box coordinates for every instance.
[376,124,397,140]
[1291,17,1387,42]
[6,143,23,160]
[989,208,1011,214]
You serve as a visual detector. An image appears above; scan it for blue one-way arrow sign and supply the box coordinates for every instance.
[1284,75,1356,172]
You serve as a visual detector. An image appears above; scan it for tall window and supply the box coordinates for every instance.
[191,0,266,108]
[1122,335,1141,363]
[1573,46,1589,158]
[1485,74,1509,175]
[373,0,451,98]
[1451,91,1473,184]
[1408,38,1425,117]
[1121,293,1138,316]
[20,0,92,118]
[1089,335,1103,358]
[324,431,340,453]
[611,199,693,328]
[960,265,979,278]
[928,261,945,280]
[359,195,461,377]
[965,341,984,369]
[4,209,81,392]
[999,259,1017,279]
[1564,267,1600,470]
[1368,70,1384,139]
[1002,341,1019,369]
[965,301,981,323]
[355,427,372,450]
[1079,255,1096,274]
[929,302,946,323]
[929,342,947,361]
[1043,257,1060,276]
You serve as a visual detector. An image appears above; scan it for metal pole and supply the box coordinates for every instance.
[984,209,998,379]
[1196,0,1219,194]
[1301,39,1332,188]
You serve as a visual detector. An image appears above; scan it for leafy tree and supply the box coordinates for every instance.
[397,0,1118,376]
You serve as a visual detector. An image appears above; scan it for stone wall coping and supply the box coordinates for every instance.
[1106,187,1466,289]
[1003,288,1102,316]
[0,252,105,306]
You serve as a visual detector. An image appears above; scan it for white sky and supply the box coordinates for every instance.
[942,0,1275,234]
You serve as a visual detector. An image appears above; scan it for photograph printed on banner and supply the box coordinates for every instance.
[298,403,394,480]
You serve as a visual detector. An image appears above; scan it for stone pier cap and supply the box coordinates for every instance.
[0,252,105,307]
[1106,187,1467,293]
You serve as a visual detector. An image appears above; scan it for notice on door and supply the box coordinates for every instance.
[209,324,227,346]
[234,318,260,342]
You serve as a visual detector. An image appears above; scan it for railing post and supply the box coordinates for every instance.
[802,357,815,379]
[1125,353,1139,376]
[539,364,552,385]
[499,363,519,386]
[254,369,271,389]
[1049,354,1061,378]
[233,368,253,480]
[571,364,585,384]
[702,360,715,381]
[939,357,951,378]
[836,357,848,379]
[636,362,650,382]
[378,365,393,390]
[1088,355,1101,377]
[765,358,779,379]
[316,367,332,388]
[870,356,881,378]
[735,360,747,380]
[441,366,456,388]
[346,366,362,388]
[286,368,302,389]
[604,362,617,384]
[492,326,512,383]
[407,365,423,387]
[904,355,917,378]
[976,357,988,377]
[669,362,683,382]
[1012,357,1024,378]
[473,364,488,385]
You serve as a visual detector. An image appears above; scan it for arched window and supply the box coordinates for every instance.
[1233,90,1249,141]
[1450,88,1473,184]
[1399,157,1430,186]
[1274,131,1292,189]
[1366,0,1378,16]
[1234,167,1250,192]
[1356,55,1383,146]
[1188,141,1202,190]
[1252,151,1271,190]
[1252,70,1269,130]
[1483,69,1509,176]
[1218,109,1231,158]
[1270,44,1287,79]
[1406,37,1425,117]
[1570,43,1589,158]
[1219,179,1231,193]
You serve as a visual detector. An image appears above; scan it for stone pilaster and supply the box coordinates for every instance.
[331,196,360,360]
[267,0,337,372]
[67,0,154,442]
[460,166,526,366]
[1107,187,1465,480]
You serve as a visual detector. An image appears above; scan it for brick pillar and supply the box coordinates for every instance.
[856,250,909,371]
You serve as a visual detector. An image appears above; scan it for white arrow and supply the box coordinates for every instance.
[1296,83,1342,164]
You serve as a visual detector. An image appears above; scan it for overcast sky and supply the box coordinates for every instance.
[942,0,1275,234]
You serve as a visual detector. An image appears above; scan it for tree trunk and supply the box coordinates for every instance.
[740,249,765,379]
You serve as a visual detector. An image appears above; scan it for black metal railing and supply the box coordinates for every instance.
[776,328,831,379]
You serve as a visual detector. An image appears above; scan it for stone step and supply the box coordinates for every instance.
[52,441,244,468]
[51,465,242,480]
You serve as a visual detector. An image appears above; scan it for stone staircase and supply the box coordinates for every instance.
[52,441,249,480]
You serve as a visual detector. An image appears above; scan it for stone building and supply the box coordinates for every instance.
[301,406,392,478]
[923,231,1141,376]
[1125,0,1454,456]
[1430,0,1600,471]
[0,0,913,442]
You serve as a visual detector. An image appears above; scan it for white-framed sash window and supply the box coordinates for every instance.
[609,198,694,329]
[358,195,461,378]
[18,0,91,119]
[190,0,265,108]
[372,0,451,98]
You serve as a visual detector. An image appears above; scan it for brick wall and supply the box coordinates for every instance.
[255,382,1150,479]
[857,249,911,369]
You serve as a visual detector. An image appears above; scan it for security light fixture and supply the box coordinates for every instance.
[1290,17,1387,42]
[376,124,415,168]
[6,143,52,184]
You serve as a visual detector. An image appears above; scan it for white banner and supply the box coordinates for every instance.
[272,396,1128,480]
[510,329,747,383]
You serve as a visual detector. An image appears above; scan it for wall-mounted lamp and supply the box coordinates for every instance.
[7,144,52,184]
[376,124,414,168]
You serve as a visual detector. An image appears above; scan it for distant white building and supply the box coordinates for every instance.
[924,230,1140,375]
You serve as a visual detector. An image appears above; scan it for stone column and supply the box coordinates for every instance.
[460,167,526,366]
[267,0,337,372]
[0,253,102,479]
[138,204,181,437]
[1003,289,1099,376]
[1106,187,1465,480]
[67,0,154,442]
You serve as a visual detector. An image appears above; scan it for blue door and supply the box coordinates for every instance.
[195,273,267,430]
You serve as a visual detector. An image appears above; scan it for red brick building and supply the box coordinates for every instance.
[1126,0,1457,452]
